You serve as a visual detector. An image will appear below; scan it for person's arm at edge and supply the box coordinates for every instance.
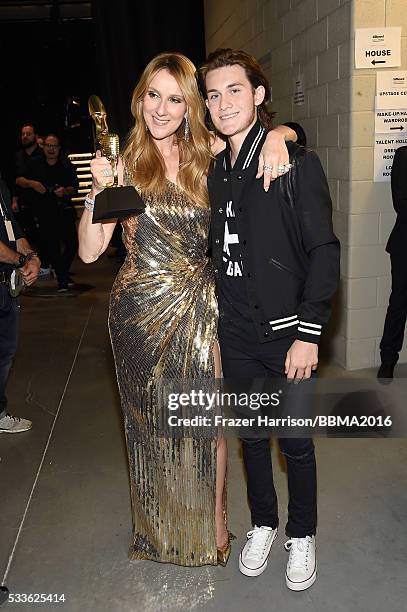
[295,151,340,341]
[4,180,41,284]
[0,241,21,267]
[285,151,340,381]
[16,237,40,285]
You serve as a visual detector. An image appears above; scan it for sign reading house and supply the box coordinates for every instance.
[355,27,401,69]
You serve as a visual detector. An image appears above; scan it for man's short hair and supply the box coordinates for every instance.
[199,48,273,130]
[21,123,37,134]
[44,132,61,145]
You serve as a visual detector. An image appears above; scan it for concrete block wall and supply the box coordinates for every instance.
[345,0,407,369]
[204,0,352,367]
[204,0,352,176]
[204,0,407,369]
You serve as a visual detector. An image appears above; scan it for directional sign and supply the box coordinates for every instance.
[376,71,407,109]
[375,110,407,134]
[374,135,407,182]
[355,27,401,69]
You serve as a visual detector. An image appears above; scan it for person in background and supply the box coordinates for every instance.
[13,124,49,273]
[29,133,79,292]
[0,176,40,433]
[378,145,407,381]
[14,124,44,194]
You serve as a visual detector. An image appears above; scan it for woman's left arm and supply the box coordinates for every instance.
[258,124,298,191]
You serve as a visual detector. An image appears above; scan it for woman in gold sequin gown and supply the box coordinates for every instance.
[110,184,219,565]
[79,53,227,566]
[78,52,293,567]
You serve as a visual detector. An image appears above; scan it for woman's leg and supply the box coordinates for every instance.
[213,340,229,548]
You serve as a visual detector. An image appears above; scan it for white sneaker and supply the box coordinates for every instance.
[284,535,317,591]
[239,525,278,577]
[0,413,32,433]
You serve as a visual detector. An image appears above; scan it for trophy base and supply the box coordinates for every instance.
[92,186,145,222]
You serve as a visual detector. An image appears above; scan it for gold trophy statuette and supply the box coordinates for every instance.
[100,133,120,187]
[88,95,144,221]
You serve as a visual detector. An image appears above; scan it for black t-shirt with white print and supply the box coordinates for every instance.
[219,190,252,320]
[218,125,265,321]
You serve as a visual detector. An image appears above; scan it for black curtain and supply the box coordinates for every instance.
[0,17,98,187]
[92,0,206,140]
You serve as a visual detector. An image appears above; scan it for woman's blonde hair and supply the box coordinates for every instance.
[122,52,212,208]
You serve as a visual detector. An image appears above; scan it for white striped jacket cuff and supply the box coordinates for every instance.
[268,315,323,343]
[297,320,323,343]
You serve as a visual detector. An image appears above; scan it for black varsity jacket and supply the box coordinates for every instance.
[207,121,340,345]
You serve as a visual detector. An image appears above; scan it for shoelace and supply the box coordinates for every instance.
[245,527,272,559]
[284,537,311,569]
[4,414,21,422]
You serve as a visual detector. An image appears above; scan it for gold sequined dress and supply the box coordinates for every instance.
[108,180,219,566]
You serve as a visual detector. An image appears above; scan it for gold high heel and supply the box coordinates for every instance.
[217,539,231,566]
[216,531,235,566]
[216,459,235,566]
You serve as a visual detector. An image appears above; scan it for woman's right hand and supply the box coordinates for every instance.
[90,150,113,196]
[90,150,124,197]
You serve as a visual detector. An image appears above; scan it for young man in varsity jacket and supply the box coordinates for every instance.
[200,49,340,591]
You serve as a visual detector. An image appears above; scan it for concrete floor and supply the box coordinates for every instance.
[1,254,406,612]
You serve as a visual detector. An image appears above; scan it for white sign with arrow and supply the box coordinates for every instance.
[355,27,401,69]
[375,109,407,134]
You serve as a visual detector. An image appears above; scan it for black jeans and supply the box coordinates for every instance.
[16,204,41,256]
[380,253,407,364]
[218,317,317,538]
[0,284,19,420]
[37,206,78,284]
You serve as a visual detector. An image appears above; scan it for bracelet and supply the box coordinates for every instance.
[84,195,95,211]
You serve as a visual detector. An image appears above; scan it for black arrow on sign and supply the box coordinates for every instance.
[390,126,404,131]
[371,60,387,65]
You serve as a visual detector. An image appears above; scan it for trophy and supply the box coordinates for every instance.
[88,95,145,222]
